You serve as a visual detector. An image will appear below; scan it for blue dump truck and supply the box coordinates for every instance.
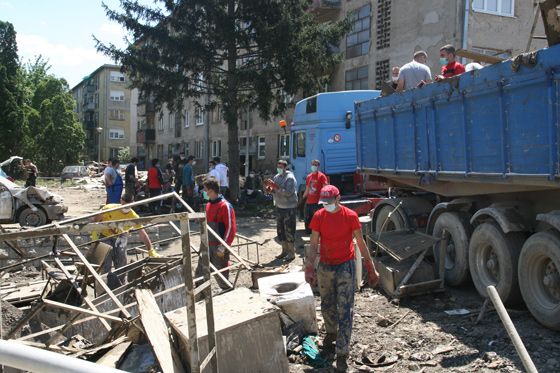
[355,43,560,330]
[290,91,386,215]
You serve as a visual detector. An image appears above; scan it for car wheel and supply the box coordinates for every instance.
[19,207,47,227]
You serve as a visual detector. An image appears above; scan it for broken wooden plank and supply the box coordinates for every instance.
[42,299,123,323]
[96,341,132,368]
[135,289,185,373]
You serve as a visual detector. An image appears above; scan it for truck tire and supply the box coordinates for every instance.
[469,222,525,306]
[19,207,47,227]
[432,212,473,286]
[518,231,560,330]
[374,205,406,233]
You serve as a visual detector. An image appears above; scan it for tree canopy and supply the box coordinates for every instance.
[97,0,350,199]
[0,20,85,176]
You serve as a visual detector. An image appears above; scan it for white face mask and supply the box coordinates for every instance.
[324,203,336,213]
[392,77,398,83]
[120,208,131,214]
[180,156,185,160]
[192,161,196,165]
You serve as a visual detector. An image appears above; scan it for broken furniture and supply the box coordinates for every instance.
[258,271,318,334]
[368,230,444,298]
[166,287,289,373]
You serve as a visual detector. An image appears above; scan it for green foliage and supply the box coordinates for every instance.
[118,146,131,162]
[0,22,84,175]
[96,0,351,199]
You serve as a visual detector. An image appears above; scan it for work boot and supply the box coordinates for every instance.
[320,333,336,350]
[336,354,349,372]
[276,241,288,259]
[285,242,296,261]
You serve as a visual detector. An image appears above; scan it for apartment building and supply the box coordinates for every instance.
[131,0,546,175]
[71,64,132,162]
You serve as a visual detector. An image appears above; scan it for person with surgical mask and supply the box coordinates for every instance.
[194,177,236,289]
[265,159,298,260]
[240,169,264,210]
[435,44,465,82]
[305,185,379,372]
[91,193,155,289]
[390,66,400,89]
[297,159,328,235]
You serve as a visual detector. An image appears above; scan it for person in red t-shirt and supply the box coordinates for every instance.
[306,185,379,372]
[435,44,465,82]
[147,158,164,215]
[297,159,329,235]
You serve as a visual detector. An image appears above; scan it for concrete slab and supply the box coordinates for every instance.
[166,288,288,373]
[258,272,318,334]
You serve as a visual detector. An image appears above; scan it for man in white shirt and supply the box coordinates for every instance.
[213,157,229,198]
[208,160,221,180]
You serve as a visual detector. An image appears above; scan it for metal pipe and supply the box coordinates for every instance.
[486,286,538,373]
[462,0,470,65]
[0,339,128,373]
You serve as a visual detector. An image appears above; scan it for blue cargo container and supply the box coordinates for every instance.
[355,44,560,330]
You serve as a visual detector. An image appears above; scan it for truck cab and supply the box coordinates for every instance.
[289,90,381,198]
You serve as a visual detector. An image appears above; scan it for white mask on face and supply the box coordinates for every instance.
[392,77,398,83]
[324,203,336,213]
[192,161,196,165]
[180,156,185,160]
[121,208,131,214]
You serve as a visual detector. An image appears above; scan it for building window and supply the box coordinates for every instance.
[346,4,370,59]
[279,134,290,158]
[168,144,173,158]
[196,107,204,125]
[196,141,204,159]
[258,136,266,159]
[175,113,182,138]
[375,59,390,89]
[158,117,164,131]
[376,0,391,50]
[184,111,189,128]
[169,113,174,129]
[110,71,125,82]
[109,109,125,121]
[345,66,368,90]
[213,104,223,123]
[473,0,514,17]
[212,140,221,158]
[110,90,125,101]
[196,73,204,91]
[109,129,125,139]
[184,143,190,157]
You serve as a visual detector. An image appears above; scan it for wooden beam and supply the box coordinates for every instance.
[135,289,185,373]
[42,299,123,323]
[454,49,505,64]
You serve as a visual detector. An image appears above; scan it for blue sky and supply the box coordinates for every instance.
[1,0,132,88]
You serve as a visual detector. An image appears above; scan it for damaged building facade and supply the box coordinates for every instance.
[71,65,133,163]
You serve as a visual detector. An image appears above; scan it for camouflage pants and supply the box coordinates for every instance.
[317,259,356,356]
[195,244,231,290]
[276,207,296,243]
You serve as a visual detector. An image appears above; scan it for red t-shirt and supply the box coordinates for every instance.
[306,172,328,204]
[441,61,465,78]
[309,206,361,265]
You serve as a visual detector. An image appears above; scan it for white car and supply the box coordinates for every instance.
[0,176,68,227]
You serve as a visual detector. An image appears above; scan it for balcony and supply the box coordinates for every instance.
[137,101,155,117]
[83,102,95,112]
[85,138,96,148]
[86,84,95,92]
[309,0,341,21]
[137,129,156,143]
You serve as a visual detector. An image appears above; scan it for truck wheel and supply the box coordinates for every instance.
[19,207,47,227]
[432,212,473,286]
[374,205,405,233]
[469,222,525,306]
[518,231,560,330]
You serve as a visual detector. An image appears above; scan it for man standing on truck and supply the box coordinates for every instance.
[297,159,328,235]
[305,185,379,372]
[396,50,432,91]
[266,159,298,261]
[435,44,465,82]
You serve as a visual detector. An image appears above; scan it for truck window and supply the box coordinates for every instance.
[293,132,306,159]
[306,97,317,114]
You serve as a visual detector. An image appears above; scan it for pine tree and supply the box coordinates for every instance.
[97,0,350,200]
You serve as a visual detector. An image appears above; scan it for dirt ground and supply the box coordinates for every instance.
[4,184,560,372]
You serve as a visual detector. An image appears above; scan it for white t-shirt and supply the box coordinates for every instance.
[104,167,118,184]
[209,169,221,181]
[215,163,228,187]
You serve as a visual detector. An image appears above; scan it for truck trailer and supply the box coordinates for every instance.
[355,43,560,330]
